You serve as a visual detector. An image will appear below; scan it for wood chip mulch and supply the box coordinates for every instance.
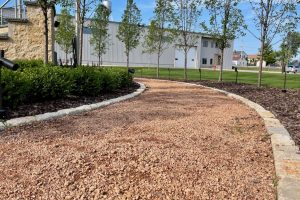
[0,79,275,199]
[193,80,300,147]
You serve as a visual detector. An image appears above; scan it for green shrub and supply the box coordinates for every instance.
[70,67,104,96]
[1,69,31,108]
[1,64,132,108]
[15,59,47,69]
[23,67,74,101]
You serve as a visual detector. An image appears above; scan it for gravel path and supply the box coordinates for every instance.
[0,79,275,199]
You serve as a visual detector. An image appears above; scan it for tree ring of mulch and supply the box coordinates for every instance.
[190,80,300,147]
[4,83,140,120]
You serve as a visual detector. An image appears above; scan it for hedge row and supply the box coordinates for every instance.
[1,64,132,108]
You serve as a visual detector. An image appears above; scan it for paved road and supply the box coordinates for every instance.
[0,79,275,199]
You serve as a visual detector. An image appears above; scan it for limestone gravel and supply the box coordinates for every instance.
[0,79,275,199]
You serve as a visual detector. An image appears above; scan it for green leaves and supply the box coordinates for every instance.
[56,8,75,56]
[143,0,175,56]
[117,0,143,56]
[201,0,245,50]
[1,61,132,108]
[90,3,111,65]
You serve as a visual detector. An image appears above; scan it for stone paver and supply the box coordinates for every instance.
[0,79,275,199]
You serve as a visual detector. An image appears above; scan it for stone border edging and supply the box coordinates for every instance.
[0,82,146,130]
[138,78,300,200]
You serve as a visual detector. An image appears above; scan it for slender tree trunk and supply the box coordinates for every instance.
[98,53,102,67]
[184,49,188,81]
[79,0,86,66]
[75,0,81,67]
[157,53,160,79]
[65,51,68,65]
[258,0,269,87]
[281,61,285,73]
[219,48,224,82]
[43,10,49,66]
[79,22,84,66]
[126,51,129,69]
[258,38,265,87]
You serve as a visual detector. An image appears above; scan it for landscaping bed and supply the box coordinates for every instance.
[1,60,134,120]
[191,80,300,147]
[5,83,139,119]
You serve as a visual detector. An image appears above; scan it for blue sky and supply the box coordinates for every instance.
[107,0,300,57]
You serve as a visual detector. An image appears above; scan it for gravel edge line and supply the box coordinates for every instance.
[0,82,146,130]
[137,78,300,200]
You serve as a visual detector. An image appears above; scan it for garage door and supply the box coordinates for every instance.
[175,46,197,68]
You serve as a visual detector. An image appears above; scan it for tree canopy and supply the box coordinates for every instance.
[56,8,75,63]
[117,0,143,68]
[143,0,175,78]
[201,0,245,81]
[90,3,111,66]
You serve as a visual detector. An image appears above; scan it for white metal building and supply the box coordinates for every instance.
[55,21,234,69]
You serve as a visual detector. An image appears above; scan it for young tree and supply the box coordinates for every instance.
[57,0,95,66]
[172,0,201,81]
[259,44,276,65]
[117,0,143,69]
[249,0,299,87]
[143,0,175,78]
[277,32,300,72]
[201,0,245,82]
[56,8,75,64]
[76,0,95,66]
[90,3,111,66]
[37,0,56,65]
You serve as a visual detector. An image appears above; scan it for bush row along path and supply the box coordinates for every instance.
[0,78,275,199]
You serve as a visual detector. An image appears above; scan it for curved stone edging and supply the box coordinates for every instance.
[137,78,300,200]
[0,82,146,130]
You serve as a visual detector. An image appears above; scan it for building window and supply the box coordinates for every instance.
[203,41,208,47]
[202,58,207,65]
[215,42,218,48]
[210,59,213,65]
[211,42,214,48]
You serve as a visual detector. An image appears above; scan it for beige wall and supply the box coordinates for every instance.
[0,4,54,61]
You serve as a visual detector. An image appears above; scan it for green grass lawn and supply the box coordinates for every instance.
[132,67,300,89]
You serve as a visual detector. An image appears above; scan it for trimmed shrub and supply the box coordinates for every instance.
[14,59,54,69]
[1,63,132,108]
[70,67,104,96]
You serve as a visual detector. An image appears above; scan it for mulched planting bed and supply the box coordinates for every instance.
[191,80,300,147]
[4,83,139,120]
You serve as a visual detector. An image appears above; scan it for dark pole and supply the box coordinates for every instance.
[283,69,287,92]
[283,41,288,92]
[72,37,78,68]
[235,68,238,84]
[199,68,202,81]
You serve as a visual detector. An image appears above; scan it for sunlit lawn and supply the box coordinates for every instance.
[131,67,300,89]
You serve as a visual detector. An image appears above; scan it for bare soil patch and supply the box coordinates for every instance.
[192,80,300,147]
[0,79,275,199]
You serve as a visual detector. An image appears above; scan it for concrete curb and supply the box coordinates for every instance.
[0,82,146,130]
[137,78,300,199]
